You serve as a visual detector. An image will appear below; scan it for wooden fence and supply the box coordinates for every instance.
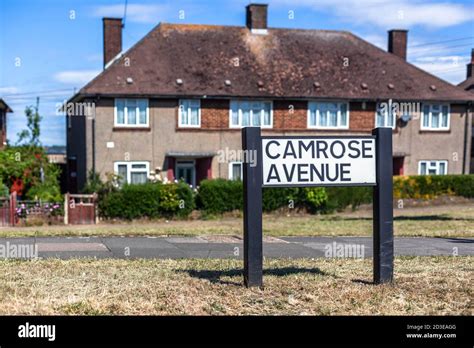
[64,193,98,225]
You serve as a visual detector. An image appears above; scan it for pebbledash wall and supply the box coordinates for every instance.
[76,97,470,189]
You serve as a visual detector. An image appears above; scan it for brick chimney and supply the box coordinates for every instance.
[103,18,123,68]
[246,4,268,31]
[388,29,408,60]
[467,48,474,78]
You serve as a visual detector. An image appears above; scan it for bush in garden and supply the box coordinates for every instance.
[196,179,328,214]
[0,145,61,201]
[195,179,242,214]
[99,181,194,220]
[393,175,474,199]
[323,186,373,212]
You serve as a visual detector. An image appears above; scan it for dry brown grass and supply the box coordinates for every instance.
[0,256,472,315]
[1,203,473,238]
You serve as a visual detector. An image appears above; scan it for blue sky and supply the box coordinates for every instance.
[1,0,473,146]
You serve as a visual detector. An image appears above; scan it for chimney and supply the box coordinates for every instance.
[467,49,474,78]
[103,18,123,68]
[246,4,268,31]
[388,29,408,60]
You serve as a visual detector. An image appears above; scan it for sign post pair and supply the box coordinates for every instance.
[242,127,394,287]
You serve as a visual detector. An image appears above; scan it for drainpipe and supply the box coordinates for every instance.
[463,102,472,174]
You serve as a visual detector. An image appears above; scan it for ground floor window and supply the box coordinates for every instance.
[418,160,447,175]
[114,161,149,185]
[229,162,243,180]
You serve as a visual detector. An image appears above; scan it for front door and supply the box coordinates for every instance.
[176,160,196,187]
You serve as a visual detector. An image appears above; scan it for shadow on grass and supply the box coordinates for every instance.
[323,215,472,222]
[180,267,330,286]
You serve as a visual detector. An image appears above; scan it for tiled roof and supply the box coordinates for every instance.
[74,23,474,102]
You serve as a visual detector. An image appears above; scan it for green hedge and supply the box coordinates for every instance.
[99,182,194,220]
[96,175,474,219]
[196,179,328,214]
[394,175,474,199]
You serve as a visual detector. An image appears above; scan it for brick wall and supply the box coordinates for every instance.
[201,99,229,128]
[194,99,376,131]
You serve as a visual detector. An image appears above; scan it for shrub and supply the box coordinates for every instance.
[324,186,373,212]
[99,181,194,220]
[196,179,242,214]
[393,175,474,199]
[196,179,327,214]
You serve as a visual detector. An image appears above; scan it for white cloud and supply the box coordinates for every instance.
[412,55,469,84]
[54,70,100,85]
[271,0,474,28]
[0,86,20,95]
[93,4,170,24]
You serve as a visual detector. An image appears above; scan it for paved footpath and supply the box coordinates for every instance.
[0,236,472,259]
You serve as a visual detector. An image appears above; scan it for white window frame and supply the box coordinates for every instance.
[420,103,450,131]
[307,101,350,129]
[228,161,243,180]
[375,102,396,129]
[418,160,448,175]
[229,100,273,128]
[179,99,201,128]
[114,98,149,127]
[114,161,150,184]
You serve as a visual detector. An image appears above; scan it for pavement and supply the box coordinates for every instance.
[0,236,472,259]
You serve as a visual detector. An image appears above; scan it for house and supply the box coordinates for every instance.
[66,3,473,192]
[0,99,12,149]
[458,49,474,173]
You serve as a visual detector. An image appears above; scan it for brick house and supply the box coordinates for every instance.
[459,49,474,172]
[66,4,473,192]
[0,99,12,149]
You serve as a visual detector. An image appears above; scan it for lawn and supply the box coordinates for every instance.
[0,256,471,315]
[1,203,473,238]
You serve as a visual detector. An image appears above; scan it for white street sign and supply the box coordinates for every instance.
[262,137,376,186]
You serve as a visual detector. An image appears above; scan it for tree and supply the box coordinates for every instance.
[16,97,42,146]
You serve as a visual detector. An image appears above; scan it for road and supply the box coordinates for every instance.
[0,236,472,259]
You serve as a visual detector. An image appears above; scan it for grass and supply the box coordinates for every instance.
[1,203,473,238]
[0,256,471,315]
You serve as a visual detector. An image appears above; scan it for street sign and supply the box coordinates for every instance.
[262,137,376,187]
[242,127,394,288]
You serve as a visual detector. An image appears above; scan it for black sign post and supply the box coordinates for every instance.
[372,127,394,284]
[242,127,263,287]
[241,127,394,287]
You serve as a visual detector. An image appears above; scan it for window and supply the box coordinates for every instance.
[418,160,447,175]
[179,99,201,127]
[375,103,396,128]
[308,102,349,129]
[114,161,150,185]
[421,104,449,130]
[230,101,272,128]
[229,162,243,180]
[115,99,149,127]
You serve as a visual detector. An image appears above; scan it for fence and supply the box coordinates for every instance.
[0,192,16,227]
[64,193,98,225]
[0,192,98,227]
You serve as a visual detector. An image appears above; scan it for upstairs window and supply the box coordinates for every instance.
[421,104,449,130]
[418,160,447,175]
[115,99,149,127]
[375,103,396,128]
[179,99,201,127]
[230,101,272,128]
[308,102,349,129]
